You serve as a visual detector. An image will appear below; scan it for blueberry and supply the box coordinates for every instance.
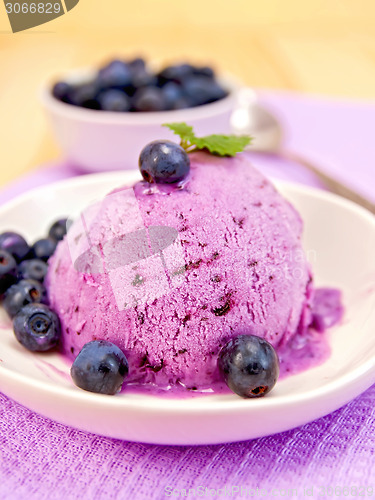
[139,140,190,184]
[71,340,129,395]
[0,249,17,295]
[4,279,47,318]
[162,82,183,110]
[218,334,279,398]
[13,303,60,352]
[192,66,215,78]
[132,87,166,112]
[130,68,158,90]
[70,83,100,109]
[128,57,146,72]
[157,64,195,85]
[97,60,132,89]
[18,259,48,283]
[182,76,228,106]
[0,231,30,262]
[48,218,68,242]
[31,238,57,262]
[50,60,227,111]
[98,89,131,112]
[52,81,72,103]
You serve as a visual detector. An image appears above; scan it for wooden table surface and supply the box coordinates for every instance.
[0,0,374,187]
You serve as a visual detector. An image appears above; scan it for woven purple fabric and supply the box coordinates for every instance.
[1,93,375,499]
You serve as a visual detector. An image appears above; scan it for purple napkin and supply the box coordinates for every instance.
[1,92,375,499]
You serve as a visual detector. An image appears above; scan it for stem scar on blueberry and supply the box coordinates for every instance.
[141,170,153,183]
[250,385,268,396]
[218,335,279,398]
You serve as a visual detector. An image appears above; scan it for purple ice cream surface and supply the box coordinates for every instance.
[46,152,343,394]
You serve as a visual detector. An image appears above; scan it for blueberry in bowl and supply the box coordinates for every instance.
[51,58,229,112]
[42,57,237,172]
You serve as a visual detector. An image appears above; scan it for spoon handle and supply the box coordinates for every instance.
[281,150,375,215]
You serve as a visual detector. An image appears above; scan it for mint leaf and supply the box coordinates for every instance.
[162,122,252,157]
[193,134,251,157]
[163,122,195,142]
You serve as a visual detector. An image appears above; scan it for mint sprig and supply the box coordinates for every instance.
[163,122,252,157]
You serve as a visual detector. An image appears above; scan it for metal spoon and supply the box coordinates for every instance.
[230,88,375,215]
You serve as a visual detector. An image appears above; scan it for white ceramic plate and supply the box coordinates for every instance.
[0,172,375,445]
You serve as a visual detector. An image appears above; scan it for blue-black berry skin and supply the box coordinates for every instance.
[193,66,215,78]
[0,249,17,295]
[130,69,157,90]
[162,82,183,109]
[132,87,166,112]
[218,335,279,398]
[4,279,47,318]
[13,303,61,352]
[97,60,132,90]
[182,76,227,106]
[0,231,30,262]
[48,218,68,242]
[157,64,194,85]
[69,83,100,110]
[52,59,228,111]
[128,57,146,72]
[52,82,72,103]
[31,238,57,262]
[18,259,48,283]
[139,140,190,184]
[98,89,131,112]
[71,340,129,395]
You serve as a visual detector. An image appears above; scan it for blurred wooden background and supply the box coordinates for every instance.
[0,0,375,186]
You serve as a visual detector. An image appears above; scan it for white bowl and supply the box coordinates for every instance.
[0,172,375,445]
[41,70,237,173]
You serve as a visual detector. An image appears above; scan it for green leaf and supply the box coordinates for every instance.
[193,134,252,157]
[162,122,195,142]
[162,122,252,156]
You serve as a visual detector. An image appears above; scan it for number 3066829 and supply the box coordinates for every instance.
[5,3,61,14]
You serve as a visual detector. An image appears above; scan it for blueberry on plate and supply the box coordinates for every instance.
[0,249,17,295]
[71,340,129,395]
[18,259,48,283]
[218,334,280,398]
[13,303,60,352]
[48,218,68,242]
[0,231,30,262]
[4,279,47,318]
[139,140,190,184]
[31,238,57,262]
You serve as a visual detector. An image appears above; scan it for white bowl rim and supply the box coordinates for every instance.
[40,68,239,125]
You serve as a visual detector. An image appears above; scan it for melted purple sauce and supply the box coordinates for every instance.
[121,287,344,397]
[311,288,344,332]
